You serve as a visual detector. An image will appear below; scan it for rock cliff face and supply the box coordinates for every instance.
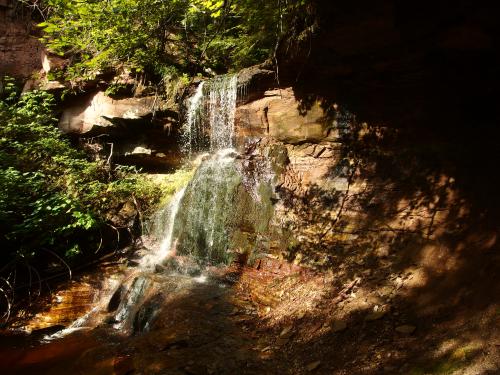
[59,90,182,171]
[60,91,159,134]
[0,1,43,78]
[236,88,339,145]
[233,69,491,282]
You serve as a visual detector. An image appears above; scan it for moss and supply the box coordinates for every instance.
[154,167,196,206]
[255,182,275,233]
[268,143,289,177]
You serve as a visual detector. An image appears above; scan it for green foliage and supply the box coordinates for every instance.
[155,167,196,205]
[36,0,310,81]
[0,77,161,265]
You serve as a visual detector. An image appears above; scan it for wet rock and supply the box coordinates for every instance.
[108,285,125,312]
[132,295,162,334]
[30,325,66,337]
[104,316,118,324]
[154,264,167,274]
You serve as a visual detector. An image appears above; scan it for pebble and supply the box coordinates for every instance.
[331,320,347,332]
[365,311,386,321]
[280,325,293,338]
[306,361,321,371]
[395,325,416,334]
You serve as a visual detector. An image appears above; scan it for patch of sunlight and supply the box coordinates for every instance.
[402,266,427,289]
[149,167,196,206]
[193,274,207,283]
[409,342,482,375]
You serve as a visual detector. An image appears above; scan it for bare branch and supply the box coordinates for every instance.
[42,249,72,280]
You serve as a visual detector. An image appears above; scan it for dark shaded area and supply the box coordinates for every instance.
[72,112,183,173]
[283,0,499,129]
[277,0,500,219]
[270,117,500,373]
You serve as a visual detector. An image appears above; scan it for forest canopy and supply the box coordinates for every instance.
[34,0,311,82]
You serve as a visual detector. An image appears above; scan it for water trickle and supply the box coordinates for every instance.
[183,82,206,155]
[141,187,186,269]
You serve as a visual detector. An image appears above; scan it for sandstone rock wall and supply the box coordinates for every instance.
[0,1,43,78]
[234,79,465,270]
[60,90,182,171]
[59,91,159,134]
[235,88,340,145]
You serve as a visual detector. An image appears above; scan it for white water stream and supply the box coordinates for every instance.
[183,74,238,155]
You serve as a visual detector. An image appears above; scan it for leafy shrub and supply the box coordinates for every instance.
[0,77,161,266]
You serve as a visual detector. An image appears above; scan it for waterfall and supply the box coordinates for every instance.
[183,74,238,155]
[140,187,186,269]
[172,149,241,265]
[183,82,206,155]
[44,73,244,339]
[208,75,237,151]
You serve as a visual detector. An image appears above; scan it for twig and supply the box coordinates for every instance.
[107,223,120,253]
[132,194,144,233]
[27,264,42,298]
[94,228,103,254]
[0,287,12,324]
[42,249,72,280]
[106,142,114,165]
[332,278,360,304]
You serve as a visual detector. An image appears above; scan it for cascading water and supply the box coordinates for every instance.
[140,187,186,269]
[172,149,241,265]
[171,74,242,264]
[43,73,247,340]
[182,74,238,155]
[208,75,238,150]
[183,82,206,155]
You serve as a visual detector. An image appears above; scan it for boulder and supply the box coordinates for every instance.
[235,87,341,145]
[237,63,276,103]
[59,91,157,134]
